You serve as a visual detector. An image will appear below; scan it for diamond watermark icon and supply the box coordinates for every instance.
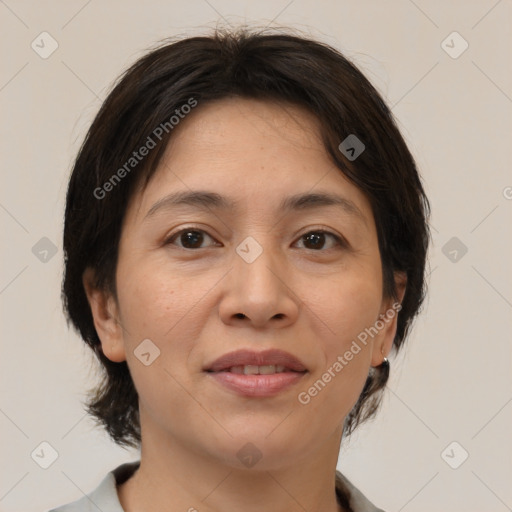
[32,237,58,263]
[236,236,263,264]
[442,236,468,263]
[236,442,263,468]
[441,32,468,59]
[441,441,469,469]
[31,441,59,469]
[338,134,365,161]
[134,338,160,366]
[31,32,59,59]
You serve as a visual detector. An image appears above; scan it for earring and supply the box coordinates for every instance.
[378,357,389,370]
[377,346,388,368]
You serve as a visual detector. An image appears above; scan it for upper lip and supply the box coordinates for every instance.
[204,349,308,372]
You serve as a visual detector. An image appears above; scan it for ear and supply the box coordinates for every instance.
[371,271,407,367]
[82,267,126,363]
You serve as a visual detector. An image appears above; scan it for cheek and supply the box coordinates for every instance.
[114,260,204,423]
[296,267,382,420]
[116,257,204,343]
[306,263,383,347]
[114,256,220,395]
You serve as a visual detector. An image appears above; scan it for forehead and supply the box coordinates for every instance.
[127,97,371,224]
[163,97,326,166]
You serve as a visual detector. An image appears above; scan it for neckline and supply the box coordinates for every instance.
[112,461,354,511]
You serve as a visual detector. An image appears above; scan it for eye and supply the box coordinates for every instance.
[165,228,219,249]
[294,230,345,251]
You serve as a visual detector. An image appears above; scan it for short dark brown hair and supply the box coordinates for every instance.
[62,28,430,448]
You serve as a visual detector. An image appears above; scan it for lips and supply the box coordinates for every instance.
[204,349,308,397]
[204,349,308,373]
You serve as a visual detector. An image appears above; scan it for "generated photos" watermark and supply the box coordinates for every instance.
[93,97,198,200]
[298,302,401,405]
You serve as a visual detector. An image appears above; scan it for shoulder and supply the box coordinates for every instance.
[47,461,140,512]
[335,470,386,512]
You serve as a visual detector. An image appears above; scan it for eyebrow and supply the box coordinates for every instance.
[143,190,366,224]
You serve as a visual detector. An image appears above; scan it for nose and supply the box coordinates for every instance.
[218,243,300,329]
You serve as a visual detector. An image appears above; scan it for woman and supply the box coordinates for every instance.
[54,28,430,512]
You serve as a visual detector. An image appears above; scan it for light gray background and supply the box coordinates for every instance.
[1,1,511,511]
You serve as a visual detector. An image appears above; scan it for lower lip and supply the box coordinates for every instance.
[207,371,306,397]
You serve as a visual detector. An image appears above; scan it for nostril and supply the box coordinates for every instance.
[235,313,246,319]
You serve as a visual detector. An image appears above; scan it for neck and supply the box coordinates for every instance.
[118,415,346,512]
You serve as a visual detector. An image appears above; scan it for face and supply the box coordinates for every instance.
[85,98,402,470]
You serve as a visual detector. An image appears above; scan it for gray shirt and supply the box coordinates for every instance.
[49,461,385,512]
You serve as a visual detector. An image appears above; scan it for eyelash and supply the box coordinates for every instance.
[164,226,347,251]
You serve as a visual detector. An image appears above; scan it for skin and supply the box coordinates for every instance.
[83,97,406,512]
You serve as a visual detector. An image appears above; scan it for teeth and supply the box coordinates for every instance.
[258,365,278,375]
[228,365,287,374]
[243,365,260,375]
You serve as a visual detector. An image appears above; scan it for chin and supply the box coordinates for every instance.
[206,428,307,471]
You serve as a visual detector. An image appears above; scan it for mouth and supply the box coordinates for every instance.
[204,349,308,397]
[212,364,298,375]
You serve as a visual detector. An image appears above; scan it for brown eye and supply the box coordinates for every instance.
[166,229,217,249]
[296,231,343,250]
